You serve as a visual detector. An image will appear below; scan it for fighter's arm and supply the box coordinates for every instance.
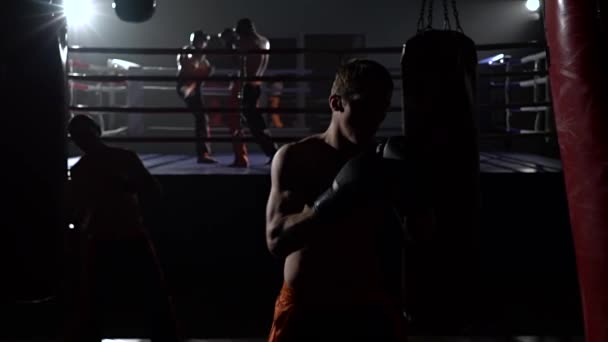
[176,53,183,71]
[377,136,410,215]
[265,144,321,258]
[201,58,213,87]
[176,45,192,72]
[257,38,270,76]
[379,136,436,241]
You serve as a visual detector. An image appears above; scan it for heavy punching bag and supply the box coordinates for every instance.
[545,1,608,341]
[0,0,68,324]
[401,0,481,334]
[113,0,156,22]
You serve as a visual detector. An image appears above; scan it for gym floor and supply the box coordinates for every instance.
[67,151,562,175]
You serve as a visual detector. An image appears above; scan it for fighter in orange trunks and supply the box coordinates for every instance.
[203,29,238,128]
[206,27,248,166]
[230,18,278,167]
[265,59,408,341]
[268,81,284,128]
[177,30,217,163]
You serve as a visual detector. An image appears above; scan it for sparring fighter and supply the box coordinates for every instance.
[218,27,250,166]
[230,18,278,167]
[177,30,217,164]
[203,28,239,128]
[265,59,407,341]
[66,115,179,342]
[199,35,223,128]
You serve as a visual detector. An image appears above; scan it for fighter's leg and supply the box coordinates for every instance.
[241,84,278,160]
[186,93,216,163]
[228,83,249,167]
[269,95,284,128]
[207,97,223,127]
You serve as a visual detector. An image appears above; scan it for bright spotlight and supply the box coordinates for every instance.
[526,0,540,12]
[63,0,94,28]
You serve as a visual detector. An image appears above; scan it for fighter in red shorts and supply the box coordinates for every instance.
[229,18,278,167]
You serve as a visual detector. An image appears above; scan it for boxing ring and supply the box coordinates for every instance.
[67,42,561,175]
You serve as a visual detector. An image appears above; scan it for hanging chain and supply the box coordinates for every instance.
[426,0,435,29]
[417,0,462,32]
[442,0,452,30]
[451,0,464,32]
[417,0,428,31]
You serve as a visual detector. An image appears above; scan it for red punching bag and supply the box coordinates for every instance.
[545,1,608,341]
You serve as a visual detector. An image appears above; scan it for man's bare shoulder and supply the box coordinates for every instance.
[257,34,270,49]
[100,146,140,167]
[284,134,326,157]
[273,135,327,172]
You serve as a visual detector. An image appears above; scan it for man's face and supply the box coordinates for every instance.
[334,88,391,144]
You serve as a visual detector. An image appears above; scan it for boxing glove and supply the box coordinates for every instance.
[377,135,420,214]
[312,147,384,221]
[378,135,407,161]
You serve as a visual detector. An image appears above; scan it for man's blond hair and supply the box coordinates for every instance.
[331,59,394,98]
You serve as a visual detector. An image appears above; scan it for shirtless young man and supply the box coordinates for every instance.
[177,30,216,164]
[265,59,407,341]
[230,18,278,167]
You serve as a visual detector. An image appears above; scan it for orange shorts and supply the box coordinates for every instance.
[268,283,407,342]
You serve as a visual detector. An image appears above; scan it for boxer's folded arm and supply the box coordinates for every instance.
[265,144,327,258]
[266,191,321,258]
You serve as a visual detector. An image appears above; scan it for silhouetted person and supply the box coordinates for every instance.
[218,27,250,165]
[203,31,235,128]
[66,115,179,342]
[177,29,217,164]
[230,18,278,167]
[265,60,407,341]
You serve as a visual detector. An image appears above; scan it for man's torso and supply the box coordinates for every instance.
[282,136,392,301]
[237,34,269,85]
[177,45,212,97]
[71,147,145,240]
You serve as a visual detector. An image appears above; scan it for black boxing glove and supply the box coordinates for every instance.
[312,147,384,222]
[377,135,417,213]
[378,135,407,161]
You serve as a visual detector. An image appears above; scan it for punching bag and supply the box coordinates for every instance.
[0,1,68,305]
[400,0,480,334]
[113,0,156,23]
[545,1,608,341]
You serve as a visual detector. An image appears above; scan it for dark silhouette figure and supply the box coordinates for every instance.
[65,115,180,342]
[177,30,217,164]
[230,18,278,167]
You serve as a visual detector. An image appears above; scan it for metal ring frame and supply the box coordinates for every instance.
[67,41,552,143]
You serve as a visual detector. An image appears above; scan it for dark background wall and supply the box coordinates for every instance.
[68,0,545,67]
